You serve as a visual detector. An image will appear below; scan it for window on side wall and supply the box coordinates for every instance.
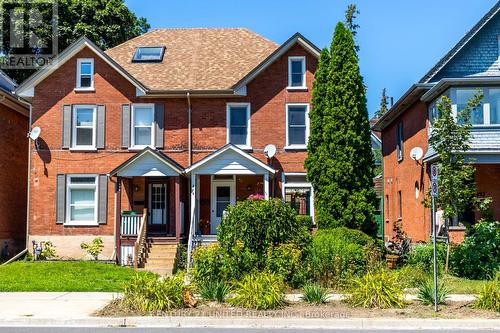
[288,56,306,89]
[396,122,404,161]
[131,104,155,149]
[66,175,98,225]
[72,105,96,150]
[227,103,250,149]
[283,174,313,221]
[76,58,94,89]
[286,103,309,149]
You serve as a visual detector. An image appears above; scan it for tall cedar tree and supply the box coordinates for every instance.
[305,22,377,235]
[375,88,389,118]
[0,0,149,83]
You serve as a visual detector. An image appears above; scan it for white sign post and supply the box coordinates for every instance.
[430,164,439,312]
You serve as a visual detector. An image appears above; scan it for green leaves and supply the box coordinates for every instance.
[305,22,377,235]
[229,272,286,310]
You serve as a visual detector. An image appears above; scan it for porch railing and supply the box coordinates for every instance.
[133,208,148,269]
[121,214,142,236]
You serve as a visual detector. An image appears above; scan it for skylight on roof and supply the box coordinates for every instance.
[132,46,165,62]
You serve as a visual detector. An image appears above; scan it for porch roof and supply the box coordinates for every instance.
[185,144,275,175]
[110,147,184,177]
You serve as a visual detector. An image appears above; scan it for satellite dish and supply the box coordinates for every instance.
[28,127,41,140]
[410,147,424,161]
[263,144,276,159]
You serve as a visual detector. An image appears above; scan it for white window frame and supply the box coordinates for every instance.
[282,172,314,223]
[285,103,310,150]
[71,105,97,150]
[226,102,251,150]
[130,103,155,150]
[396,122,404,162]
[76,58,94,90]
[65,174,98,226]
[287,56,306,90]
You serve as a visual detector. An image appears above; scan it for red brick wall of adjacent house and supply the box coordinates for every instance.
[0,102,28,253]
[382,101,431,242]
[28,44,316,242]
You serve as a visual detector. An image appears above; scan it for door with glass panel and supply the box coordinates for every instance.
[210,180,235,235]
[147,182,168,235]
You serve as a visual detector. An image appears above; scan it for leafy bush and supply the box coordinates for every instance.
[406,242,446,273]
[191,244,236,285]
[39,241,57,260]
[345,270,406,308]
[122,274,186,311]
[301,283,329,304]
[229,272,286,310]
[218,198,311,269]
[199,280,231,303]
[174,244,187,273]
[392,265,430,288]
[80,237,104,260]
[266,243,305,287]
[450,221,500,280]
[309,228,376,287]
[416,280,449,305]
[474,271,500,312]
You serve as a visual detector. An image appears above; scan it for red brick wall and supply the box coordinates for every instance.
[382,101,431,242]
[28,44,316,239]
[0,102,28,249]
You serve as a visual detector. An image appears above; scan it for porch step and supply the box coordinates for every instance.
[141,242,178,276]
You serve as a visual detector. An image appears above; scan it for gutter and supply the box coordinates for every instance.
[142,89,241,98]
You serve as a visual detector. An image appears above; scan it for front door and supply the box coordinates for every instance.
[210,179,235,235]
[148,182,168,234]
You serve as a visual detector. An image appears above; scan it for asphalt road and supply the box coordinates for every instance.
[0,329,498,333]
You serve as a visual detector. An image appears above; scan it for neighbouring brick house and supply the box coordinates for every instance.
[16,28,320,271]
[373,2,500,244]
[0,70,29,258]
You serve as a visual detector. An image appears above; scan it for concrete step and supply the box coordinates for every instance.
[145,258,176,265]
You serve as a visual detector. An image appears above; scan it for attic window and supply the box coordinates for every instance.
[132,46,165,62]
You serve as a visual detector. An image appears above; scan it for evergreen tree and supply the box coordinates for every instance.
[375,88,389,118]
[305,22,377,235]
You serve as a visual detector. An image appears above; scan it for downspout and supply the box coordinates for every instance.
[187,92,192,166]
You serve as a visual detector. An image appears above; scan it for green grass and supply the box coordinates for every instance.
[441,274,486,294]
[0,261,155,292]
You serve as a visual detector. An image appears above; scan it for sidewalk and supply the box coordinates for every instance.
[0,292,497,330]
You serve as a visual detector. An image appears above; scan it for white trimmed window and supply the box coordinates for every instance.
[286,103,309,149]
[72,105,96,150]
[288,56,306,89]
[131,104,155,149]
[66,175,98,226]
[283,173,314,221]
[226,103,251,149]
[76,58,94,89]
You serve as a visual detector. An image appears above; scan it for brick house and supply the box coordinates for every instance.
[16,28,319,272]
[0,70,29,258]
[373,2,500,243]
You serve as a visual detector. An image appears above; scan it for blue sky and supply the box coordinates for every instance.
[126,0,497,117]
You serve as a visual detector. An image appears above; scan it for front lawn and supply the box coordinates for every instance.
[0,261,154,292]
[441,274,486,294]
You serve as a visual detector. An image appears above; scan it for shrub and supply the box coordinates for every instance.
[392,265,430,288]
[218,198,311,269]
[301,283,329,304]
[345,270,406,309]
[80,237,104,260]
[174,244,187,273]
[309,228,376,287]
[122,274,186,312]
[191,244,236,285]
[474,272,500,312]
[406,242,446,273]
[265,243,304,287]
[199,280,231,303]
[416,280,449,305]
[229,272,286,310]
[39,241,57,260]
[450,221,500,280]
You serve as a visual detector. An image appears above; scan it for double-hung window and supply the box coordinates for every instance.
[227,103,251,148]
[286,103,309,149]
[131,104,155,149]
[396,122,404,162]
[288,56,306,89]
[76,58,94,89]
[66,175,98,225]
[72,105,96,149]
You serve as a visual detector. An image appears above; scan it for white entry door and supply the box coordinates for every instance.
[210,179,235,235]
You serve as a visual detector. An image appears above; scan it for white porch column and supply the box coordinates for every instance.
[264,172,270,199]
[187,173,197,269]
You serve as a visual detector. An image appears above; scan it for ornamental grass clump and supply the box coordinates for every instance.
[301,283,330,304]
[345,270,406,309]
[199,280,232,303]
[229,272,285,310]
[416,280,449,305]
[474,272,500,312]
